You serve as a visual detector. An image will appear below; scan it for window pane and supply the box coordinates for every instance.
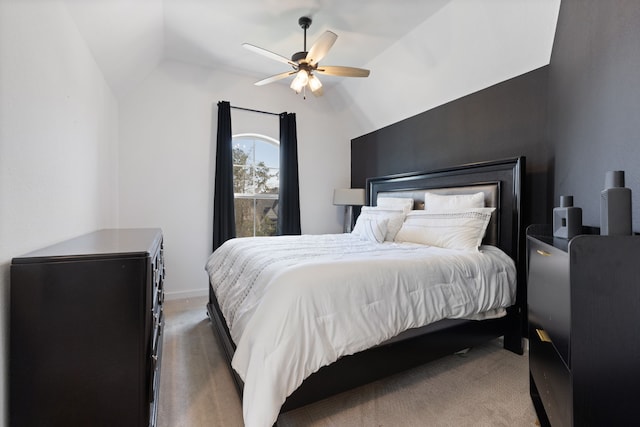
[265,167,279,193]
[233,135,279,237]
[233,165,254,194]
[233,139,253,161]
[255,197,278,236]
[234,198,255,238]
[254,164,279,194]
[255,140,279,168]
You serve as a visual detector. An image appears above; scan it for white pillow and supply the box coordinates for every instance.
[394,208,495,251]
[353,217,388,243]
[353,206,406,242]
[376,197,414,212]
[424,192,485,212]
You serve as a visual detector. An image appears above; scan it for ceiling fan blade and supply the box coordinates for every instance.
[305,31,338,66]
[316,65,370,77]
[243,43,296,67]
[254,71,296,86]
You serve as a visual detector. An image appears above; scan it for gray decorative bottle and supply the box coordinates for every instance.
[553,195,582,239]
[600,170,632,236]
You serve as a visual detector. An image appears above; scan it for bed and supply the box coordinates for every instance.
[206,157,526,426]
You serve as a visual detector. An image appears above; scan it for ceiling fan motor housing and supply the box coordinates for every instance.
[298,16,311,29]
[291,51,308,63]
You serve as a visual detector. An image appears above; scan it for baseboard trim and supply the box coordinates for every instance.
[164,288,208,301]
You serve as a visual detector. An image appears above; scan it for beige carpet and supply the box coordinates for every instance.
[158,297,539,427]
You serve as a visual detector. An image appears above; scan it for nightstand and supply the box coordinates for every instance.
[527,224,640,426]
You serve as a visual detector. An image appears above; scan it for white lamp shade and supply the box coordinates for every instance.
[308,74,322,92]
[290,70,309,93]
[333,188,365,206]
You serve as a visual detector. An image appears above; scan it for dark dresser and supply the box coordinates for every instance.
[527,224,640,427]
[10,228,165,427]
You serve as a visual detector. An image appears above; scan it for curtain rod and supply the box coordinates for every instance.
[230,105,280,116]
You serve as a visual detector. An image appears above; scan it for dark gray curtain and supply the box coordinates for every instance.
[212,101,236,251]
[278,112,301,235]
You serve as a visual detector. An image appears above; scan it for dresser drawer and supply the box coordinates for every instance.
[530,326,572,427]
[151,245,164,309]
[528,238,570,364]
[148,323,163,427]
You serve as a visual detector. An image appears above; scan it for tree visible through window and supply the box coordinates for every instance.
[232,134,279,237]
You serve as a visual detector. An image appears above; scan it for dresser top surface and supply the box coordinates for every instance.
[526,224,571,252]
[527,224,639,255]
[12,228,163,264]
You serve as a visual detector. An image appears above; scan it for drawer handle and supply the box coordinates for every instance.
[536,328,552,343]
[536,249,551,257]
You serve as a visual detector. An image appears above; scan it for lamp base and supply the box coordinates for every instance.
[343,205,354,233]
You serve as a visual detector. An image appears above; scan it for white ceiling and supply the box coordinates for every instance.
[64,0,451,97]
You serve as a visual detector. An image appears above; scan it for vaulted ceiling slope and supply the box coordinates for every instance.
[63,0,452,97]
[63,0,560,122]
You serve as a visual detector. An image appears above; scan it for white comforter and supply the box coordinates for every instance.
[205,233,516,427]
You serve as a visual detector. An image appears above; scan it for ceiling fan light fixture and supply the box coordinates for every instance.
[290,70,309,93]
[308,74,322,92]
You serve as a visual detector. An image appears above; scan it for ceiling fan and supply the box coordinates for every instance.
[243,16,370,97]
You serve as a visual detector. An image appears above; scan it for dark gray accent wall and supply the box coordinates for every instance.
[351,67,551,226]
[352,1,640,231]
[549,0,640,231]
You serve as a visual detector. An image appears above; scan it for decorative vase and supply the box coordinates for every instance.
[553,195,582,239]
[600,170,632,236]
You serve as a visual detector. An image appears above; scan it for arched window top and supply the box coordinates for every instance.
[233,133,279,145]
[233,133,279,169]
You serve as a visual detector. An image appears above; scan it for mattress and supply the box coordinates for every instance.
[205,233,517,427]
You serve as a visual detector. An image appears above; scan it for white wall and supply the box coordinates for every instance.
[334,0,561,135]
[0,1,119,424]
[118,61,358,299]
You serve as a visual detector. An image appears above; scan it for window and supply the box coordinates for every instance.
[232,134,279,237]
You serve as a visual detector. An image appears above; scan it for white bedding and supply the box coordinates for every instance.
[205,233,516,427]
